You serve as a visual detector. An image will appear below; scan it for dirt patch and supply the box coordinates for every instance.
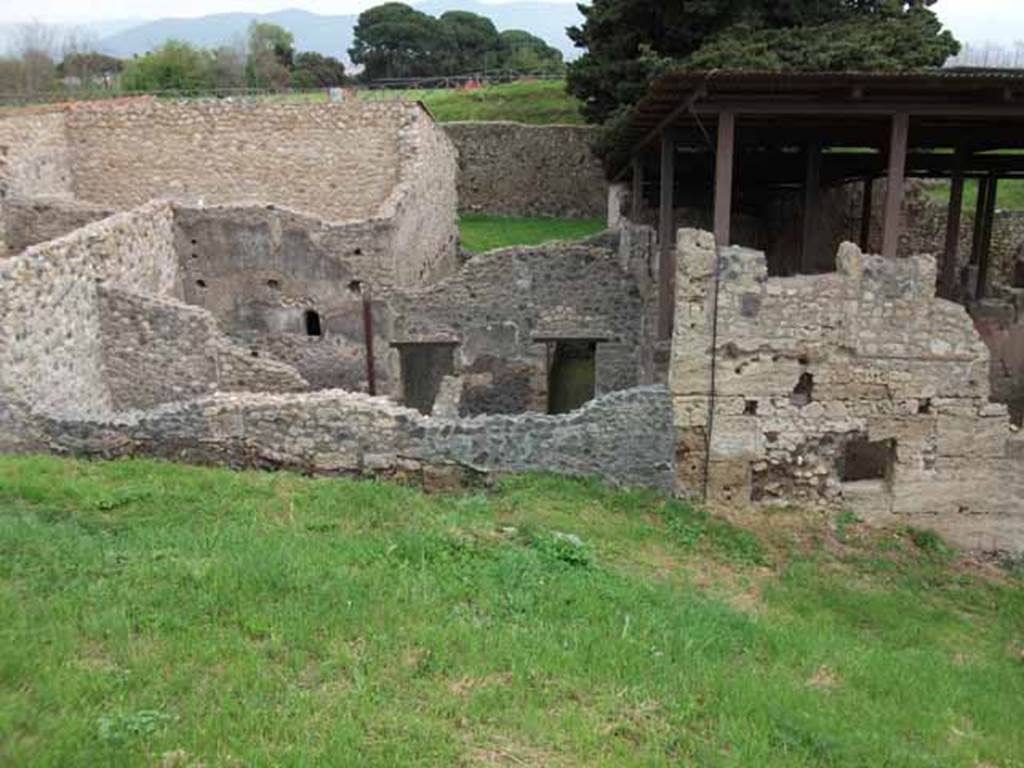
[466,735,569,767]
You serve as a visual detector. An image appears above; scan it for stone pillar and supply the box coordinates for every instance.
[607,182,629,230]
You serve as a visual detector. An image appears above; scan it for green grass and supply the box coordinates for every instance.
[923,178,1024,211]
[361,80,585,125]
[460,214,606,252]
[1,456,1023,767]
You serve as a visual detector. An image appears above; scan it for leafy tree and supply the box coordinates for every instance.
[350,4,552,78]
[567,0,959,124]
[58,52,122,87]
[438,11,501,73]
[685,8,958,71]
[247,22,295,89]
[498,30,564,74]
[121,41,213,93]
[207,45,248,90]
[349,3,443,80]
[289,52,347,88]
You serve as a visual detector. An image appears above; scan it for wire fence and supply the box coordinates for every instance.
[0,69,566,107]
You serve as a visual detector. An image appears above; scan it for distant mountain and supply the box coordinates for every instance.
[0,19,142,55]
[94,3,584,64]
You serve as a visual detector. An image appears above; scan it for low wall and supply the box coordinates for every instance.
[0,202,180,420]
[99,287,308,411]
[444,122,607,219]
[671,229,1024,553]
[19,386,673,491]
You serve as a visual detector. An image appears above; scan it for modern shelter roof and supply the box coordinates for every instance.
[611,68,1024,174]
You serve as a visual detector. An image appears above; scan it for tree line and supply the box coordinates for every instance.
[0,3,563,100]
[348,3,563,79]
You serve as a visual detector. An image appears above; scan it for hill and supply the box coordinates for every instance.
[94,2,584,64]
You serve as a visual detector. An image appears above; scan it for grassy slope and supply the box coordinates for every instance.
[459,214,606,252]
[1,456,1022,767]
[360,80,585,125]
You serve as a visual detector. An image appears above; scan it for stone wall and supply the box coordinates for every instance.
[670,229,1024,553]
[66,100,417,222]
[99,287,308,411]
[390,235,646,415]
[391,106,460,285]
[174,205,411,392]
[0,109,73,252]
[2,197,114,255]
[972,295,1024,426]
[444,122,607,219]
[0,202,180,420]
[28,386,674,491]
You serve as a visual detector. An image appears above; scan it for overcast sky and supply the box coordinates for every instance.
[0,0,1021,48]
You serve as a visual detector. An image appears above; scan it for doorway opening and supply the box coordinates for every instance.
[546,340,598,415]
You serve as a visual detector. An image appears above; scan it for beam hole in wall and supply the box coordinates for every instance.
[791,372,814,407]
[196,279,207,289]
[744,400,759,415]
[918,398,932,415]
[267,279,280,290]
[840,437,896,484]
[348,280,362,295]
[304,310,323,337]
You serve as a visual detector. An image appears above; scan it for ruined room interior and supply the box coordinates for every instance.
[0,76,1022,553]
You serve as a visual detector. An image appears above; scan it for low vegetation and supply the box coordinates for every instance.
[924,177,1024,212]
[363,80,584,125]
[459,213,605,252]
[2,456,1022,766]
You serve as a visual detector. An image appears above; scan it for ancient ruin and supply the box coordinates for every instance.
[0,83,1021,554]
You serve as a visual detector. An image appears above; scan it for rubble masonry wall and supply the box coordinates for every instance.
[0,109,74,253]
[444,122,607,219]
[671,229,1024,552]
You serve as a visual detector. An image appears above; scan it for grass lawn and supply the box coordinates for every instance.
[460,214,607,252]
[923,178,1024,211]
[1,456,1022,767]
[359,80,585,125]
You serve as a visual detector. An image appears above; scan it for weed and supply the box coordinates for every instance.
[907,527,955,560]
[834,509,860,543]
[662,500,766,565]
[97,710,173,743]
